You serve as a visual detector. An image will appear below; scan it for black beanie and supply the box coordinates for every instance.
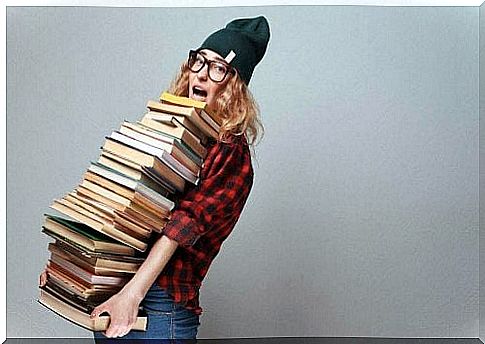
[197,16,270,85]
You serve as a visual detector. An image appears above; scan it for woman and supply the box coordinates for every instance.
[40,15,270,340]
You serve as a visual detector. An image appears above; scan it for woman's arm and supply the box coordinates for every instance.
[37,138,252,338]
[90,235,178,338]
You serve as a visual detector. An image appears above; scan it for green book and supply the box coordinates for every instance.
[43,214,135,256]
[45,214,115,242]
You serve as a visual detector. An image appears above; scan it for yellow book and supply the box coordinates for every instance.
[147,100,218,139]
[160,91,207,110]
[160,91,223,129]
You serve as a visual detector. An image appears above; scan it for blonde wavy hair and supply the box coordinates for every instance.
[167,61,263,146]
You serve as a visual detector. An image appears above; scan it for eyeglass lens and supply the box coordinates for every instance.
[188,51,229,83]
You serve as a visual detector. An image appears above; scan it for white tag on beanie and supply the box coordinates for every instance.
[225,50,236,63]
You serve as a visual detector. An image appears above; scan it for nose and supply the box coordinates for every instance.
[196,63,209,80]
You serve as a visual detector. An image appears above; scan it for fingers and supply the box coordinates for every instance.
[103,319,134,338]
[39,270,48,287]
[92,304,134,338]
[90,303,108,319]
[105,325,131,338]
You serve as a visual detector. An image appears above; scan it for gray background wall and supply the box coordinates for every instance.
[7,5,479,339]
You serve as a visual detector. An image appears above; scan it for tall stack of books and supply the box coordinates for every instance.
[38,92,222,332]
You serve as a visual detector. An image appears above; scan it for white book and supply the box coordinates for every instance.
[109,131,198,184]
[87,162,175,211]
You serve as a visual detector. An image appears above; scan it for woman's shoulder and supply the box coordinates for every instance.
[201,133,253,179]
[204,134,251,163]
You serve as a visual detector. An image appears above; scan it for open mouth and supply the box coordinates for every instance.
[192,86,207,99]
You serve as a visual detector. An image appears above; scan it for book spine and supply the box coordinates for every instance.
[110,131,198,184]
[89,163,138,191]
[119,125,200,175]
[138,118,206,159]
[199,109,221,132]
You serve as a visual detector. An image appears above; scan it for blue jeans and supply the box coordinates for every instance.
[93,283,200,342]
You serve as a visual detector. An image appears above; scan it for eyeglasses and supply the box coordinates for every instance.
[188,50,234,83]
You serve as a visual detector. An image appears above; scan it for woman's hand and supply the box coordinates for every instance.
[90,235,179,338]
[90,288,143,338]
[39,268,48,287]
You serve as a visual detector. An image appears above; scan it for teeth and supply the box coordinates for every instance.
[193,86,207,97]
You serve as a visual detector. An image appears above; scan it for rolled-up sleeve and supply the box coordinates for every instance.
[162,137,253,247]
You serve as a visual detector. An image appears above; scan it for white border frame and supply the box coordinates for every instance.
[2,0,484,342]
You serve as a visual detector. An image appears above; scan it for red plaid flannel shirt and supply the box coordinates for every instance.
[157,134,254,314]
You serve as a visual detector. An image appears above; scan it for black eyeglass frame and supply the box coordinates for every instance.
[187,49,235,83]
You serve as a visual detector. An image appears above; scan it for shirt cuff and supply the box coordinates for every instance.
[162,211,202,247]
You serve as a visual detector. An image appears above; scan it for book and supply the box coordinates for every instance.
[68,190,165,234]
[49,255,130,286]
[159,92,208,111]
[42,215,135,256]
[79,178,172,218]
[119,121,202,174]
[38,288,147,331]
[98,151,177,195]
[47,235,142,272]
[160,91,222,127]
[43,279,100,313]
[96,154,171,197]
[47,260,120,291]
[138,117,206,159]
[74,187,168,231]
[50,199,148,252]
[142,111,208,147]
[113,211,153,239]
[64,189,163,238]
[46,264,121,299]
[133,121,205,163]
[86,162,175,211]
[53,240,145,273]
[39,93,225,334]
[54,237,144,262]
[147,100,218,139]
[64,192,114,224]
[48,242,140,276]
[101,150,142,170]
[102,137,186,192]
[109,131,198,184]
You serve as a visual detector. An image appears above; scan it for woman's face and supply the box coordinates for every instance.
[188,49,231,108]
